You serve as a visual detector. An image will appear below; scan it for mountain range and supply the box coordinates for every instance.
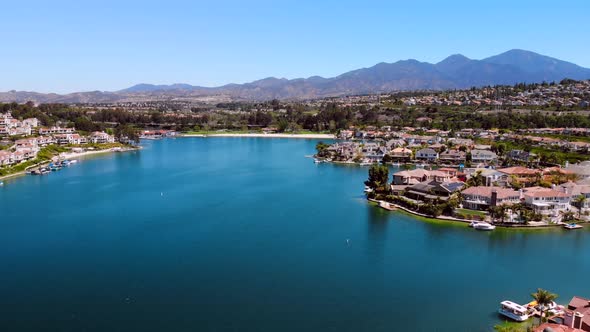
[2,49,590,103]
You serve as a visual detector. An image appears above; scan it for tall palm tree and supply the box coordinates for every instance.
[574,195,587,219]
[531,288,558,318]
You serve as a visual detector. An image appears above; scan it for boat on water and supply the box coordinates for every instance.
[31,167,51,175]
[69,159,78,164]
[314,158,323,164]
[499,300,530,322]
[359,162,373,166]
[379,201,396,211]
[470,221,496,231]
[363,186,373,193]
[564,223,583,230]
[0,181,4,186]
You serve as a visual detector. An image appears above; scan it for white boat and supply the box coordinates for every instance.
[363,186,373,193]
[564,223,583,230]
[314,158,322,164]
[471,222,496,231]
[379,201,396,211]
[0,181,3,186]
[499,300,529,322]
[69,159,78,164]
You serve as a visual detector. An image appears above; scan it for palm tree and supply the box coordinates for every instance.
[574,195,587,219]
[531,288,558,319]
[560,210,576,223]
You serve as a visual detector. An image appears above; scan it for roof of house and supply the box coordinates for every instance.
[534,323,583,332]
[566,162,590,176]
[440,149,466,157]
[393,169,431,178]
[461,186,520,199]
[417,148,437,154]
[498,166,540,176]
[565,296,590,330]
[523,187,571,198]
[560,182,590,195]
[471,149,497,157]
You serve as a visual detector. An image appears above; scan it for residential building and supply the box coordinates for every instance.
[89,131,115,144]
[415,148,438,162]
[522,186,571,214]
[498,166,541,186]
[470,149,498,164]
[405,180,465,202]
[566,161,590,180]
[392,169,453,185]
[39,126,75,135]
[562,296,590,331]
[461,186,521,210]
[439,149,466,163]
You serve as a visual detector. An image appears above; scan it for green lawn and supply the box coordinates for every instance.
[456,208,487,216]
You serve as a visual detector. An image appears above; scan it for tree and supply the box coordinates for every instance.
[315,141,330,157]
[114,124,140,144]
[365,164,389,192]
[531,288,558,319]
[466,170,485,187]
[561,210,576,222]
[574,195,587,218]
[489,205,507,223]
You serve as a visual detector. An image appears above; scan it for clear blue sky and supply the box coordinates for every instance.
[1,0,588,93]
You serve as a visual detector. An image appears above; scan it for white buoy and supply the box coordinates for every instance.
[161,192,163,196]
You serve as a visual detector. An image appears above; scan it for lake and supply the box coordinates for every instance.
[1,137,588,331]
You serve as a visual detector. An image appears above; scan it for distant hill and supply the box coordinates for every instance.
[2,49,590,103]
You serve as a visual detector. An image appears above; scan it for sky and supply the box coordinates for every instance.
[1,0,589,93]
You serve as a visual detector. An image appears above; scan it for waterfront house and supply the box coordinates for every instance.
[522,186,571,215]
[90,131,115,144]
[470,149,498,164]
[534,323,583,332]
[416,148,438,162]
[560,182,590,209]
[392,169,453,185]
[389,147,412,161]
[404,180,465,202]
[461,186,521,210]
[562,296,590,331]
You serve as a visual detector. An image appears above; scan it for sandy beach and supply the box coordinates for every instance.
[59,146,139,160]
[181,133,336,139]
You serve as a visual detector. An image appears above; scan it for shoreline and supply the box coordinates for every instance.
[0,146,139,182]
[59,146,140,161]
[368,198,566,230]
[181,133,336,139]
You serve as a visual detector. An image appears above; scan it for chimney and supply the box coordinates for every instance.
[574,312,584,329]
[491,189,498,207]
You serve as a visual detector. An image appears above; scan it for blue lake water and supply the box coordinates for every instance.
[1,137,589,331]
